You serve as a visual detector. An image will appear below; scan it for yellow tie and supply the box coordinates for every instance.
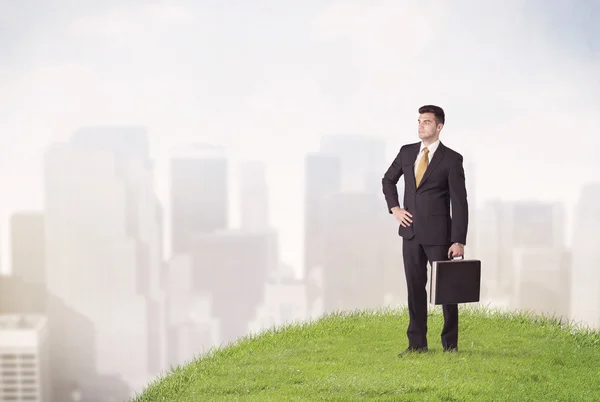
[415,147,429,187]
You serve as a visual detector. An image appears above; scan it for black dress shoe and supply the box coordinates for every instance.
[398,347,428,357]
[443,346,458,353]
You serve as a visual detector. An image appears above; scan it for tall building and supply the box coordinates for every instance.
[511,202,566,248]
[512,248,571,320]
[249,268,307,334]
[570,183,600,329]
[463,160,476,253]
[319,134,387,194]
[240,160,269,231]
[303,153,341,313]
[164,254,219,367]
[170,144,229,253]
[304,136,406,315]
[10,212,45,285]
[476,200,565,296]
[44,126,165,393]
[190,230,275,343]
[319,192,404,311]
[0,315,50,402]
[0,275,130,401]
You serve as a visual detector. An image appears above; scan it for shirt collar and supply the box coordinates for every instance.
[420,139,440,153]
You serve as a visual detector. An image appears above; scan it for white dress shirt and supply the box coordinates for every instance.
[414,139,440,176]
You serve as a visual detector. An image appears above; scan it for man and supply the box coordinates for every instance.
[381,105,468,356]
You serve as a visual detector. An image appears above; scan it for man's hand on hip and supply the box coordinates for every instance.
[448,243,464,259]
[391,206,412,227]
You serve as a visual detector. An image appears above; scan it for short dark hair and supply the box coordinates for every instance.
[418,105,445,125]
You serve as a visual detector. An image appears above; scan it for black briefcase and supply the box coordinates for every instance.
[430,257,481,305]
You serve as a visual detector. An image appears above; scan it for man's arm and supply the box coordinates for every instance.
[449,155,468,245]
[382,146,404,213]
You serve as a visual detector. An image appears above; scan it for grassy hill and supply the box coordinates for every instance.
[132,306,600,401]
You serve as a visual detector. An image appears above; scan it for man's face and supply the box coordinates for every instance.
[418,112,442,141]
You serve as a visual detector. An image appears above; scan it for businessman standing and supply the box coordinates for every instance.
[382,105,468,356]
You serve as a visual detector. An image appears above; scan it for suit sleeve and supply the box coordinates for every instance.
[449,155,469,245]
[381,146,404,213]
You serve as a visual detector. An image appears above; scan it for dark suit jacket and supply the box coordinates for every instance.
[382,141,468,246]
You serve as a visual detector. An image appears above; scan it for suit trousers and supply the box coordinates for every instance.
[402,236,458,349]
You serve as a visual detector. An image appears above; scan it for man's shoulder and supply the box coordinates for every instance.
[399,141,421,152]
[440,143,464,162]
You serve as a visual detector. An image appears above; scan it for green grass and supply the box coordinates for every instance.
[133,305,600,401]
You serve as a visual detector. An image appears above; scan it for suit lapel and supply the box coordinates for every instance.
[407,144,420,188]
[417,142,446,190]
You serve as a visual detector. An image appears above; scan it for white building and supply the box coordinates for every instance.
[248,266,308,334]
[318,134,387,194]
[164,254,219,367]
[170,143,229,252]
[0,315,50,402]
[475,200,566,298]
[512,247,571,320]
[44,128,165,394]
[570,183,600,329]
[239,160,269,232]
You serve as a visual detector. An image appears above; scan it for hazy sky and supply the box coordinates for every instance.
[1,0,599,273]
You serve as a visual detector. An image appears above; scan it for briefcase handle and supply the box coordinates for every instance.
[450,255,464,260]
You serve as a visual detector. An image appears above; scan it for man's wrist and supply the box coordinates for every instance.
[453,242,464,247]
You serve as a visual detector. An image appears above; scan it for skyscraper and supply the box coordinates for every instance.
[0,315,50,401]
[170,144,229,253]
[319,134,387,194]
[44,126,165,393]
[10,212,45,285]
[190,230,275,341]
[240,160,269,231]
[303,153,341,314]
[570,183,600,329]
